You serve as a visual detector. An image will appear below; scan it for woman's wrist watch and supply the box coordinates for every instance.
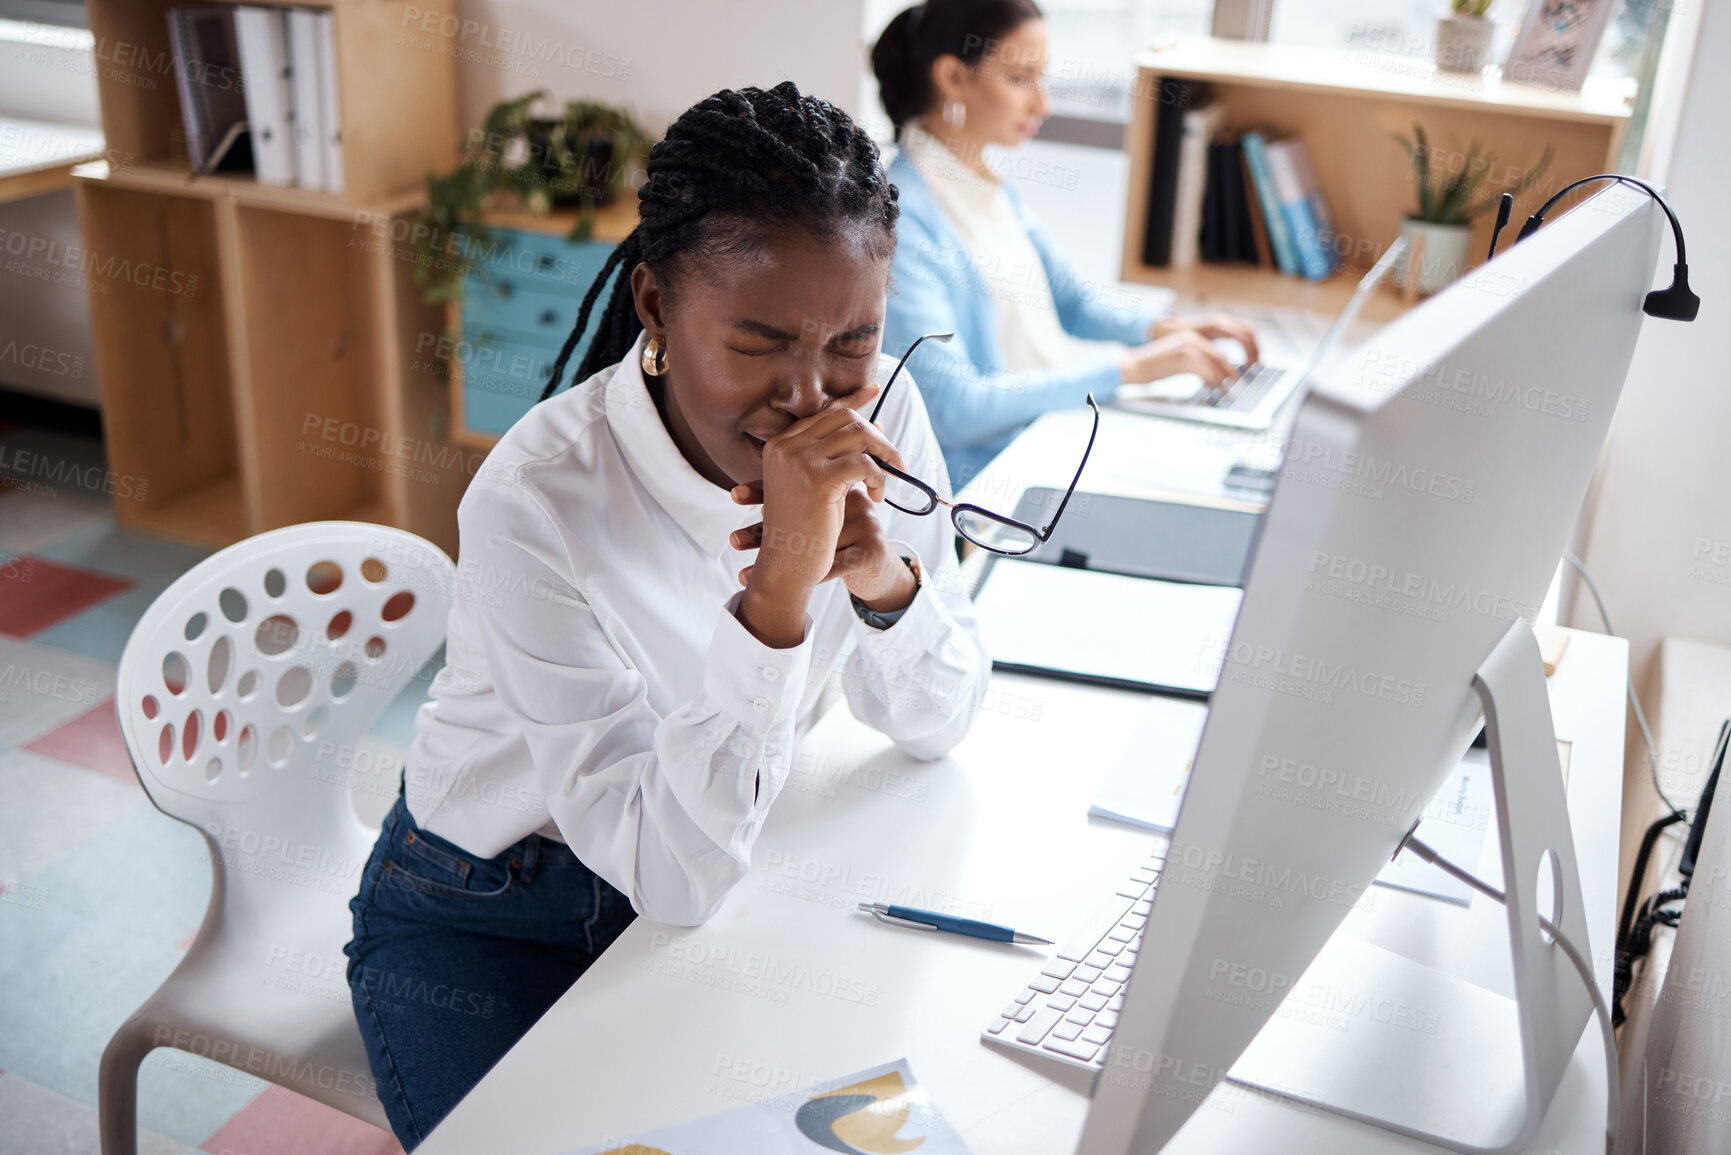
[849,555,920,630]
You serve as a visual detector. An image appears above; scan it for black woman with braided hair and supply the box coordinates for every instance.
[342,81,990,1149]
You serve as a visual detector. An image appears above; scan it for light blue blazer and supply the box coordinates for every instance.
[884,150,1165,488]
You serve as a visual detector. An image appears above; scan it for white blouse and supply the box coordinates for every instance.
[403,332,991,926]
[898,122,1075,374]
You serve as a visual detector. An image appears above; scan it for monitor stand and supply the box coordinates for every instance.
[1222,621,1597,1153]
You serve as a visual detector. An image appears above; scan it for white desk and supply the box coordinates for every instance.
[0,116,105,204]
[419,401,1627,1155]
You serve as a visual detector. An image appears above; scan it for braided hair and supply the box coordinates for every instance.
[538,82,900,401]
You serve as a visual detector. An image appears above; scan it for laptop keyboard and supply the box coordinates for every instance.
[1201,363,1287,411]
[981,844,1166,1070]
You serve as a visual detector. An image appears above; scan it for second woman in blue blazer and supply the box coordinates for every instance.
[872,0,1262,487]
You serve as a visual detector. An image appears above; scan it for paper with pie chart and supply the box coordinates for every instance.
[563,1059,972,1155]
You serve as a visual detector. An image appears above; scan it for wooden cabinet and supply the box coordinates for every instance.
[73,0,463,556]
[445,199,639,448]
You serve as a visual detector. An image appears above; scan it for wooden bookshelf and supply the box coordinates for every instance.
[72,0,464,556]
[1123,37,1635,316]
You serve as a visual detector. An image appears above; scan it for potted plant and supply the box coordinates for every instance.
[1391,125,1552,293]
[1436,0,1497,73]
[411,91,651,305]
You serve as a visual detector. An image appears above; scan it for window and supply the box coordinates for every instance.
[1271,0,1662,83]
[0,0,87,30]
[1041,0,1214,119]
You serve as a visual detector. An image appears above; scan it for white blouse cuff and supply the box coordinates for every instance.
[712,589,814,728]
[848,541,950,658]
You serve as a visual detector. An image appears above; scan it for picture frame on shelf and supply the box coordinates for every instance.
[1504,0,1616,92]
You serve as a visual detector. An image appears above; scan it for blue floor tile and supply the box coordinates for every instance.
[0,897,261,1144]
[24,801,212,949]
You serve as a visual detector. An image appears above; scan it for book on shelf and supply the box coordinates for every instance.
[1170,99,1224,270]
[1141,77,1210,268]
[1262,137,1338,281]
[1239,131,1298,276]
[1239,145,1272,269]
[1198,135,1259,268]
[234,6,294,185]
[167,6,253,174]
[316,11,344,194]
[287,8,326,191]
[169,3,344,193]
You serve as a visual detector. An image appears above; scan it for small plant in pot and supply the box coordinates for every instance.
[1391,125,1552,294]
[412,91,650,306]
[1436,0,1497,74]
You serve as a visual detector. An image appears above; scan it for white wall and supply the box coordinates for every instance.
[449,0,867,137]
[0,19,101,407]
[1571,0,1731,683]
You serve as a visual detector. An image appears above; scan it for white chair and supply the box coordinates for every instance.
[99,522,454,1154]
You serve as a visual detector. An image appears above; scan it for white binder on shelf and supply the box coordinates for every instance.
[233,7,295,186]
[315,10,344,194]
[287,7,326,191]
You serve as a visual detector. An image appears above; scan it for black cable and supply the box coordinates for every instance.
[1490,172,1699,322]
[1616,811,1688,954]
[1614,885,1690,1027]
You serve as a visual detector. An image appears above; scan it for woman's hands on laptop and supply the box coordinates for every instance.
[1118,312,1262,395]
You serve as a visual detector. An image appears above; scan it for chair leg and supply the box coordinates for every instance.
[98,1014,158,1155]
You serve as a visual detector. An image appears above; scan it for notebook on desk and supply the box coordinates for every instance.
[969,489,1256,695]
[971,560,1239,697]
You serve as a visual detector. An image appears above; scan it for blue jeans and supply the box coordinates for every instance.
[344,792,636,1149]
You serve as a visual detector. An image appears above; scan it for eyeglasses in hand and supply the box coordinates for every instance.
[867,332,1099,556]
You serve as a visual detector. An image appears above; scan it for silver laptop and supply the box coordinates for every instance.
[1112,236,1408,431]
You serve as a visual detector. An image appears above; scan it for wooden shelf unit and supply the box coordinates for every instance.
[73,0,463,556]
[1122,37,1635,314]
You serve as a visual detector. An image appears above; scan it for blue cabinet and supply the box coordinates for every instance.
[450,226,619,442]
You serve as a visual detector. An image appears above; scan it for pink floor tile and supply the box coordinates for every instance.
[25,697,139,788]
[199,1085,403,1155]
[0,555,132,638]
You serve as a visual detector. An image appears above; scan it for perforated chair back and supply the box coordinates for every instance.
[116,521,451,861]
[100,522,453,1151]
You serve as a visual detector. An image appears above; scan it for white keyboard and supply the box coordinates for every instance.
[981,843,1166,1070]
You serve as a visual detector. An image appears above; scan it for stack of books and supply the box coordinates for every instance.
[168,4,344,193]
[1141,78,1337,281]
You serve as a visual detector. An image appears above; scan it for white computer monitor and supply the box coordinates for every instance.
[1080,183,1667,1154]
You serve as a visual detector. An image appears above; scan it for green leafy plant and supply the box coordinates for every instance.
[1451,0,1495,16]
[412,91,651,305]
[1392,125,1553,225]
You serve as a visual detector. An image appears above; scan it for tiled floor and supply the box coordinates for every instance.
[0,418,425,1154]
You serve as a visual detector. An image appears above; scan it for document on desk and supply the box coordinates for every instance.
[972,559,1241,696]
[560,1058,972,1154]
[1090,707,1492,905]
[1089,698,1211,832]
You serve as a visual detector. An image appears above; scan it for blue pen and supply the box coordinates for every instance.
[858,902,1052,945]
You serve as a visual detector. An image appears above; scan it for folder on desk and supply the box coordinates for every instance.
[970,490,1254,695]
[972,559,1239,697]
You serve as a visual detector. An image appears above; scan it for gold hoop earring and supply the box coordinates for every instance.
[641,335,668,377]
